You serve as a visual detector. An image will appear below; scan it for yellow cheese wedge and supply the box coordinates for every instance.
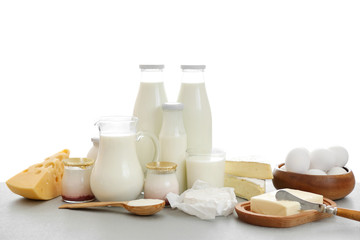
[250,189,323,216]
[225,156,273,179]
[224,174,265,200]
[6,149,70,200]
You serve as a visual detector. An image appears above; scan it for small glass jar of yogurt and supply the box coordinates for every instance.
[86,137,99,161]
[62,158,95,203]
[144,162,179,204]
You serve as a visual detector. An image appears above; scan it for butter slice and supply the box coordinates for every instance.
[6,149,70,200]
[250,189,323,216]
[224,174,265,200]
[225,156,273,179]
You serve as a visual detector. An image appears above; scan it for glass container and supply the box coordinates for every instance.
[62,158,95,203]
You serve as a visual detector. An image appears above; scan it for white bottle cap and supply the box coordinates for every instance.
[139,65,164,70]
[162,102,184,111]
[181,65,206,70]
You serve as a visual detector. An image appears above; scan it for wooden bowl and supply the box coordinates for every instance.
[272,163,355,200]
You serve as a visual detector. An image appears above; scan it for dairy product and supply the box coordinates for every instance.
[127,199,164,207]
[166,180,237,220]
[225,157,273,179]
[86,137,99,161]
[250,189,323,216]
[177,65,212,151]
[134,66,167,172]
[224,174,265,200]
[144,169,179,202]
[183,187,235,205]
[186,150,225,188]
[159,102,187,193]
[90,134,144,201]
[61,158,94,203]
[6,149,70,200]
[159,135,187,192]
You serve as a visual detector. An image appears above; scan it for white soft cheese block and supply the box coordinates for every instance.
[183,187,234,205]
[250,189,323,216]
[224,174,265,200]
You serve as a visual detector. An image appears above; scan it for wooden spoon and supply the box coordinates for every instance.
[59,199,165,216]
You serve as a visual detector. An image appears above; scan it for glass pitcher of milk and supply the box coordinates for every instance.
[177,65,212,152]
[90,116,159,202]
[133,65,167,172]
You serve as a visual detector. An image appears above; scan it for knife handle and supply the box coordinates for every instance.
[336,208,360,221]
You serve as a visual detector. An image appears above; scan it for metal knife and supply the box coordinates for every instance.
[275,189,360,221]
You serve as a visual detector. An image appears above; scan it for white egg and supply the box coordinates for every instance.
[327,166,348,175]
[306,169,327,175]
[310,148,335,172]
[328,146,349,167]
[285,148,310,174]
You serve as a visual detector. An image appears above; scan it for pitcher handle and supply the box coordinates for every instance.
[136,131,160,162]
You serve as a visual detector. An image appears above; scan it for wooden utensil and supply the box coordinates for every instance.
[235,198,336,228]
[59,199,165,216]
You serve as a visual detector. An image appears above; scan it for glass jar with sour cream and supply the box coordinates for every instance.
[144,162,179,204]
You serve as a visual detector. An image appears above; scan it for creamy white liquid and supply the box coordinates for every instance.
[186,156,225,188]
[62,166,93,199]
[177,82,212,151]
[90,134,144,201]
[144,171,179,200]
[134,82,167,172]
[159,135,187,193]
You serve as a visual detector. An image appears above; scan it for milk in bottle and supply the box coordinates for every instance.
[159,103,187,193]
[133,65,167,172]
[177,65,212,152]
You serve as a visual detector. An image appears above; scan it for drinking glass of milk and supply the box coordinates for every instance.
[90,116,159,202]
[134,65,167,173]
[186,149,226,188]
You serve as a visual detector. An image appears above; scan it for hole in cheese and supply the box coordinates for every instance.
[45,162,55,168]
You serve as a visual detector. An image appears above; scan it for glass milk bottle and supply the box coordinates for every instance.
[133,65,167,172]
[159,103,187,193]
[177,65,212,152]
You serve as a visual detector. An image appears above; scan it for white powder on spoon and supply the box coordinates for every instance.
[127,199,164,206]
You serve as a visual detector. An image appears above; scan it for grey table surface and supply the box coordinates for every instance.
[0,182,359,240]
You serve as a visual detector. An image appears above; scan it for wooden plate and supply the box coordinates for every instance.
[235,198,336,228]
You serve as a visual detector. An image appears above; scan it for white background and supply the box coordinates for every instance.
[1,0,359,182]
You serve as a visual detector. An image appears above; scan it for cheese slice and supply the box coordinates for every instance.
[250,189,323,216]
[225,156,273,179]
[224,174,265,200]
[6,149,70,200]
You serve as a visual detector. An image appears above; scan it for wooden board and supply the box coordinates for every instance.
[235,198,336,228]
